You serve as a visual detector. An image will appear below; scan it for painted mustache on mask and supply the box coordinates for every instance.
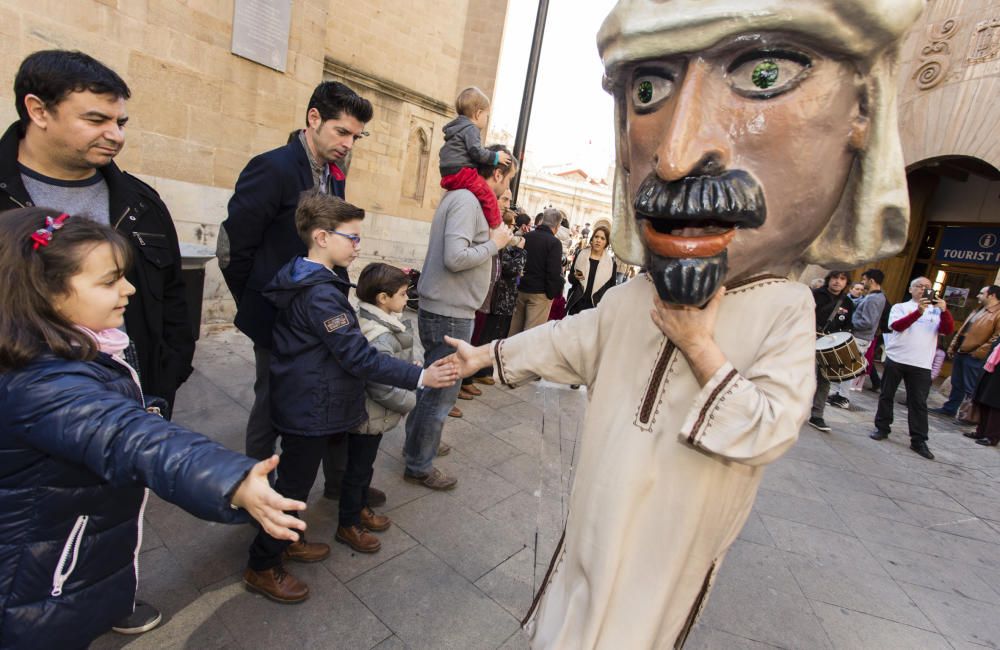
[632,170,766,306]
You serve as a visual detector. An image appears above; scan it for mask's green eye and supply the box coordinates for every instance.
[751,60,779,89]
[631,74,674,111]
[728,51,811,97]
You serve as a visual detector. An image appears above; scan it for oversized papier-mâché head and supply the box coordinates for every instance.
[598,0,925,305]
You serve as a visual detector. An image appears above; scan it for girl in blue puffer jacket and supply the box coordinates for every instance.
[0,208,308,649]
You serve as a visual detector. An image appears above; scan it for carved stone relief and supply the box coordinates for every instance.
[968,17,1000,64]
[913,17,961,90]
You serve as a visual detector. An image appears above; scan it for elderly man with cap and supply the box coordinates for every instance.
[444,0,924,647]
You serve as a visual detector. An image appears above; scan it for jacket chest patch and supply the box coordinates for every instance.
[324,314,350,332]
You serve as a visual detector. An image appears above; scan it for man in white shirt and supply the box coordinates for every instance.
[871,277,955,459]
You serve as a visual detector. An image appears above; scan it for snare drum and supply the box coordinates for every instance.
[815,331,867,382]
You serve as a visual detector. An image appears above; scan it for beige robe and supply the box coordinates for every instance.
[492,274,816,649]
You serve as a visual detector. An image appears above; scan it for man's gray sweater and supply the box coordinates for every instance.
[417,189,498,319]
[852,291,887,341]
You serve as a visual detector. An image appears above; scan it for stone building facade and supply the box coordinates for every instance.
[0,0,508,325]
[516,165,612,230]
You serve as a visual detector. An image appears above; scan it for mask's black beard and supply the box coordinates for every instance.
[647,251,728,307]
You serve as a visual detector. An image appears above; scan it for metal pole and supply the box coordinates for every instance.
[510,0,550,205]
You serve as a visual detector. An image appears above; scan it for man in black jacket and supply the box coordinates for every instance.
[508,207,565,335]
[809,270,855,431]
[217,82,378,502]
[0,50,194,416]
[0,48,195,636]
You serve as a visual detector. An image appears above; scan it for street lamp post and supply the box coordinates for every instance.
[510,0,550,205]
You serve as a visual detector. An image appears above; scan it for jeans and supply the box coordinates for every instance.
[811,364,831,419]
[874,357,932,443]
[339,433,382,526]
[247,346,347,488]
[247,433,332,571]
[941,352,985,414]
[403,309,473,475]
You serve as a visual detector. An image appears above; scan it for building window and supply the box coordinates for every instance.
[402,126,430,204]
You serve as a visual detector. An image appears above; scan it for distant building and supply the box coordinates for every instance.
[517,165,613,229]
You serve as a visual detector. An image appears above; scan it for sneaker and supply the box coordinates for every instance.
[403,467,457,490]
[111,600,162,635]
[243,566,309,603]
[829,395,850,410]
[335,524,382,553]
[808,416,831,432]
[437,441,452,456]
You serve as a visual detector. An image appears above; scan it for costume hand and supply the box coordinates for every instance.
[423,357,460,388]
[231,456,307,542]
[443,335,492,378]
[650,286,725,351]
[490,226,512,249]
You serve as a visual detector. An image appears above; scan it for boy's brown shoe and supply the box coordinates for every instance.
[360,507,391,532]
[473,376,495,385]
[282,540,331,563]
[448,406,463,418]
[243,566,309,603]
[336,524,382,553]
[437,442,452,456]
[462,384,482,396]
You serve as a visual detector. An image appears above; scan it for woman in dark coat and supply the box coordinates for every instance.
[969,340,1000,446]
[566,225,617,316]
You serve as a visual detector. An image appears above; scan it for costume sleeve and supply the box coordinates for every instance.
[220,154,282,303]
[365,332,418,414]
[4,372,255,523]
[678,292,815,466]
[308,291,422,389]
[492,304,603,387]
[442,195,499,272]
[460,126,498,165]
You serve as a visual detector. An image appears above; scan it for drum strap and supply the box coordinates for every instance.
[822,294,847,333]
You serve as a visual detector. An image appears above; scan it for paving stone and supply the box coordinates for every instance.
[895,501,1000,543]
[493,421,543,456]
[369,451,434,512]
[833,506,946,557]
[481,490,544,548]
[498,629,531,650]
[781,551,935,630]
[810,601,952,649]
[753,488,852,534]
[760,515,887,577]
[173,368,244,415]
[685,625,781,649]
[491,453,542,494]
[817,484,921,526]
[347,546,519,649]
[699,566,833,650]
[473,384,526,410]
[757,461,827,502]
[172,403,247,453]
[475,546,535,618]
[900,582,1000,649]
[864,543,1000,605]
[371,634,406,649]
[872,477,972,513]
[91,546,235,650]
[435,449,521,513]
[715,540,802,597]
[387,493,527,582]
[441,425,523,471]
[738,511,776,547]
[212,564,389,648]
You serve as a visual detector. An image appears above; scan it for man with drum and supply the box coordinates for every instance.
[810,271,856,431]
[871,277,954,459]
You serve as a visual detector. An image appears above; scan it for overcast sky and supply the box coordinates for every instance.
[490,0,618,178]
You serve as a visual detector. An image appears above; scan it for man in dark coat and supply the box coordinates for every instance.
[508,207,565,335]
[0,51,194,417]
[216,82,378,502]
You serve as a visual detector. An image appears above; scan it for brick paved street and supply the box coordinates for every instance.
[94,323,1000,649]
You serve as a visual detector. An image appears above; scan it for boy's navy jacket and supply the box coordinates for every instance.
[0,354,255,648]
[265,257,423,436]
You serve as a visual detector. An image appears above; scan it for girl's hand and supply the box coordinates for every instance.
[231,456,307,542]
[443,336,492,378]
[423,357,459,388]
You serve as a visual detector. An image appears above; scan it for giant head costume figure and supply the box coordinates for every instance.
[599,0,926,305]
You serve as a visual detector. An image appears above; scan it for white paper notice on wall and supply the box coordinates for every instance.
[231,0,292,73]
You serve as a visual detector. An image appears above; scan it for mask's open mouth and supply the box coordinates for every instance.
[640,219,737,258]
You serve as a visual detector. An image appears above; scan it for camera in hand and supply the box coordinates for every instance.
[924,288,938,303]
